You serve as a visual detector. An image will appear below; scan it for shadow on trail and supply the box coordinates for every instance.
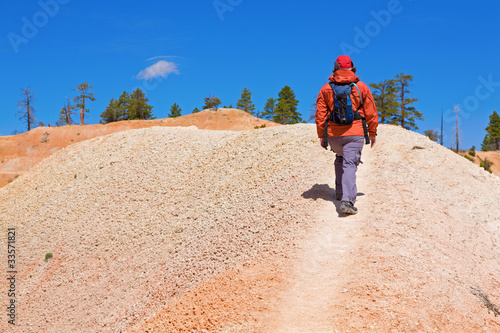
[301,183,364,217]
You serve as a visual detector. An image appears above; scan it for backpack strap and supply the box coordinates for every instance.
[321,83,336,148]
[350,83,363,110]
[351,83,370,144]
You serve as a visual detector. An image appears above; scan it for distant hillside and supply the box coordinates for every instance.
[0,108,278,188]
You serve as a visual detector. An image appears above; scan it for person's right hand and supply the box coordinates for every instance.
[370,136,376,148]
[320,138,327,150]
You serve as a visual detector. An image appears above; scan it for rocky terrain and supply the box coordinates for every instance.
[0,108,279,188]
[1,118,500,332]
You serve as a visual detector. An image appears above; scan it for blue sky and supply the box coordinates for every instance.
[1,0,499,149]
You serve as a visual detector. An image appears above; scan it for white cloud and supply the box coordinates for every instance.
[146,55,179,61]
[136,60,179,80]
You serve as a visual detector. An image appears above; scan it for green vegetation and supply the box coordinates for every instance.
[424,130,439,142]
[45,253,53,261]
[203,96,222,110]
[261,98,276,121]
[262,86,303,124]
[73,82,97,125]
[100,88,154,124]
[370,73,423,130]
[481,110,500,151]
[56,97,76,126]
[369,79,397,124]
[480,158,494,173]
[468,146,476,157]
[236,88,256,114]
[168,103,182,118]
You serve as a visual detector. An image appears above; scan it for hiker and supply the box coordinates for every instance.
[315,55,378,215]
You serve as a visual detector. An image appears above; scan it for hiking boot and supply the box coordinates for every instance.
[340,201,358,215]
[335,193,343,201]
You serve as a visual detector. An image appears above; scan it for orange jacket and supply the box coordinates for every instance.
[315,70,378,138]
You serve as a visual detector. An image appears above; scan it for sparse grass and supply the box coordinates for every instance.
[464,154,474,162]
[254,124,266,129]
[76,133,80,136]
[74,174,77,179]
[41,131,50,143]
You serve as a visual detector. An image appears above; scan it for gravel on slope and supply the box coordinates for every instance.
[0,124,332,333]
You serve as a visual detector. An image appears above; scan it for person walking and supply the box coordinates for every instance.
[315,55,378,215]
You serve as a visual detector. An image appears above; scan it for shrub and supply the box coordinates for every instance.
[480,158,494,173]
[468,145,476,157]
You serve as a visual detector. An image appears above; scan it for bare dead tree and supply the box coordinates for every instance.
[452,105,461,151]
[16,87,37,131]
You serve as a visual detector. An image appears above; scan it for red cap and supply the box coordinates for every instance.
[336,55,353,69]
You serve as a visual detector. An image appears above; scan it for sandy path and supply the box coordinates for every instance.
[266,145,374,332]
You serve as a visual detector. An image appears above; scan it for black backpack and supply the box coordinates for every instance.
[322,82,370,148]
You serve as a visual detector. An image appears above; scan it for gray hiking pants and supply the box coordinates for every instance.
[327,136,364,204]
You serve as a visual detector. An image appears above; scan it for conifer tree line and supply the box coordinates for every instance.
[369,73,423,131]
[100,88,154,123]
[14,81,500,152]
[187,86,303,124]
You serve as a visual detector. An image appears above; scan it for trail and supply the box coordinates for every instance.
[266,146,374,332]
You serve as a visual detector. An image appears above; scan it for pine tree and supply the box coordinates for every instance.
[100,98,120,124]
[100,92,128,124]
[73,82,96,125]
[128,88,154,120]
[274,86,302,124]
[392,73,423,130]
[192,107,200,113]
[203,96,222,110]
[168,103,182,118]
[56,97,76,126]
[116,91,131,120]
[261,98,276,120]
[16,87,37,131]
[236,88,256,114]
[481,110,500,151]
[369,79,398,124]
